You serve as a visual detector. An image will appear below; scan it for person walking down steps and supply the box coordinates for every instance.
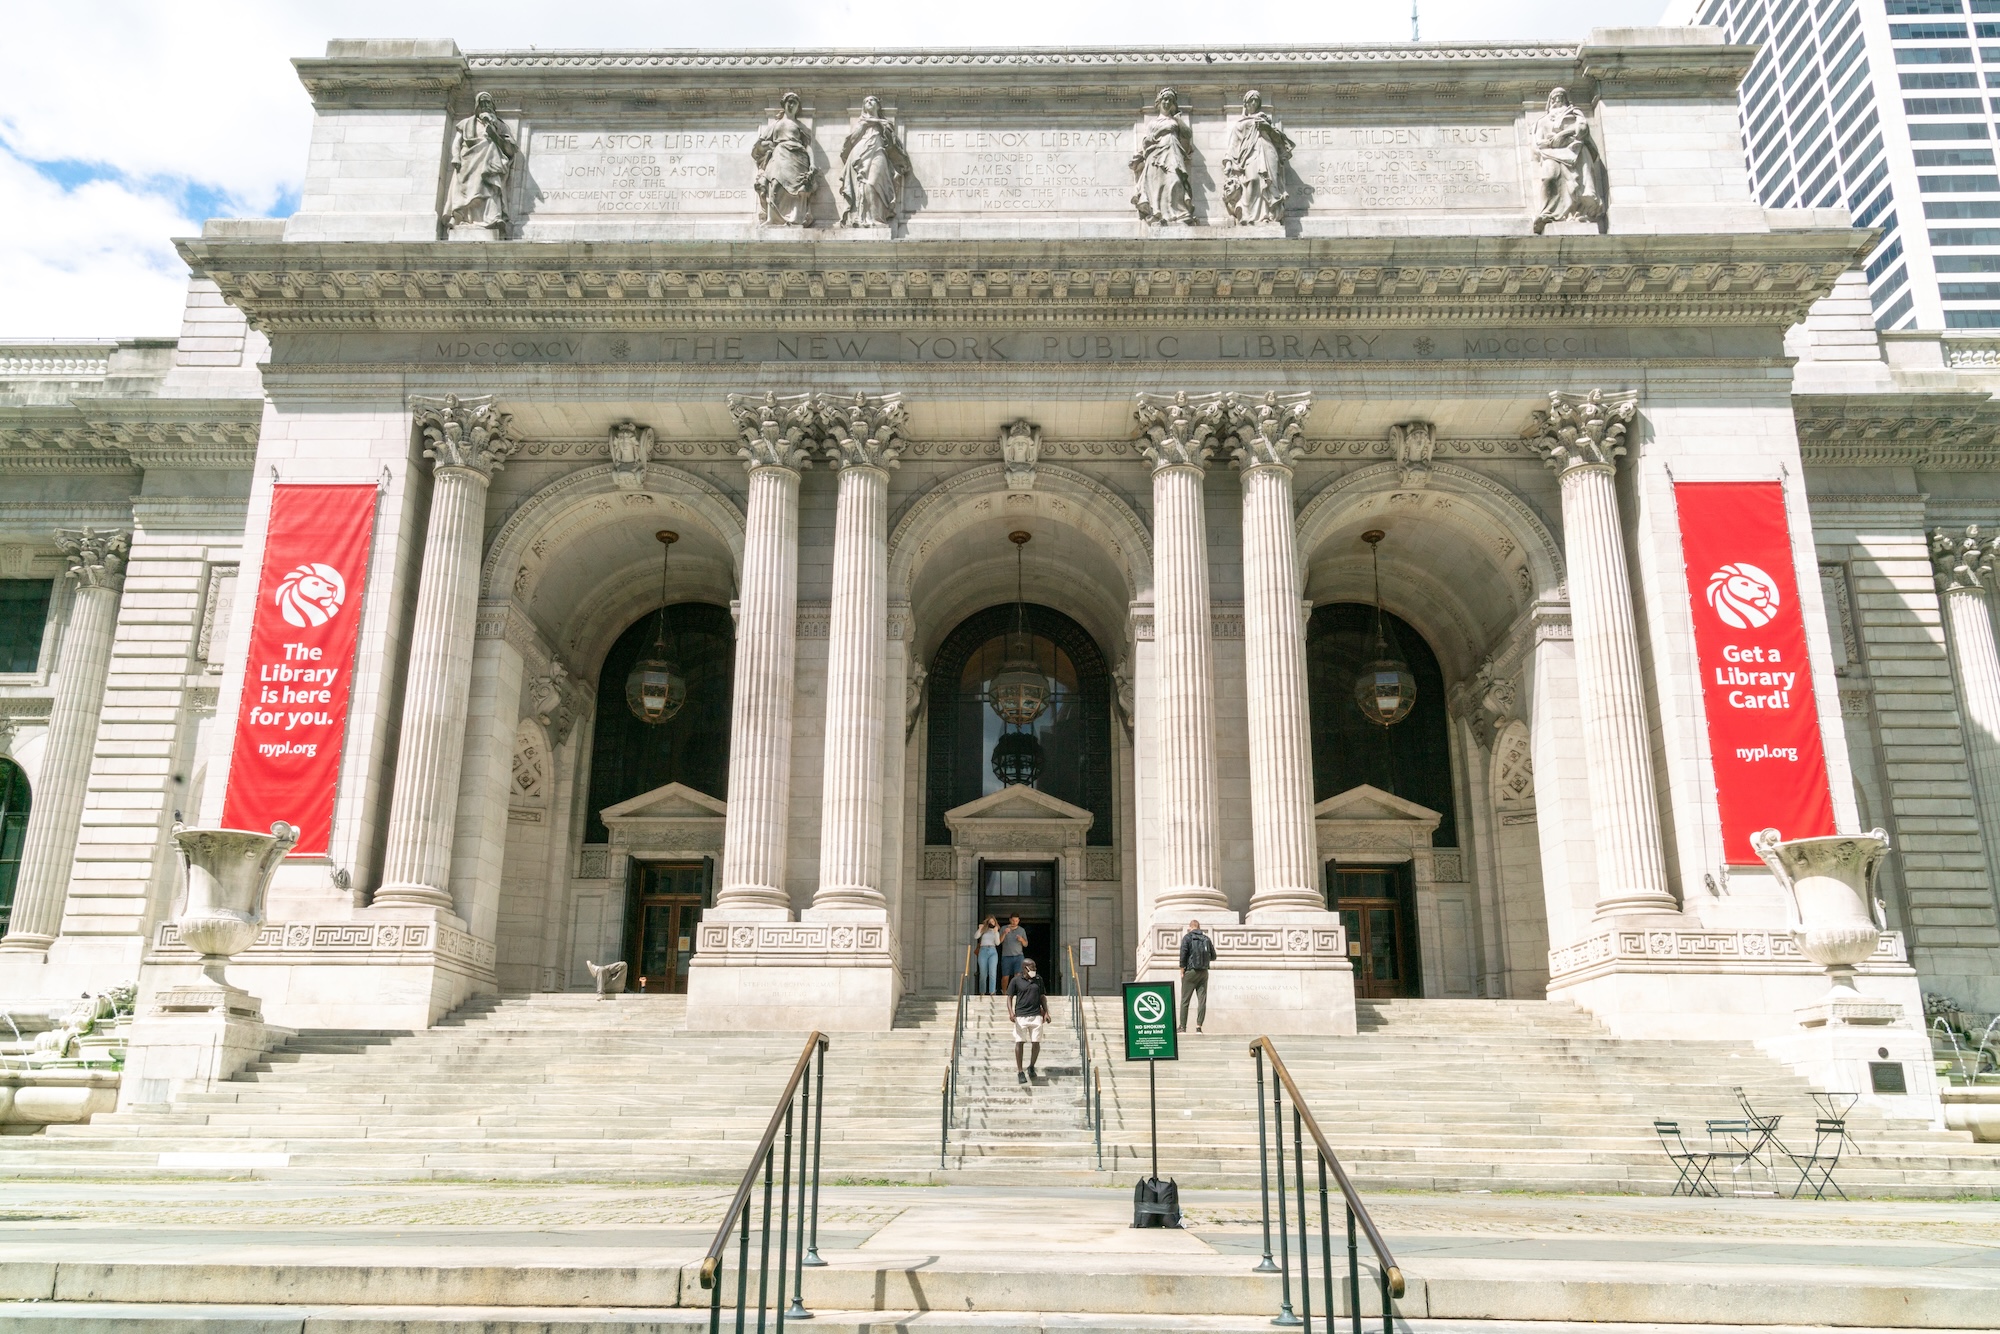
[974,916,1000,994]
[1007,957,1050,1082]
[1179,918,1216,1033]
[998,914,1028,987]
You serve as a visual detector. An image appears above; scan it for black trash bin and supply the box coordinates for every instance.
[1132,1176,1182,1228]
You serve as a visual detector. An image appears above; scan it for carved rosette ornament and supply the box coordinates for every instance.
[1522,388,1639,474]
[608,421,656,491]
[1220,390,1313,471]
[726,391,818,473]
[1931,524,1996,594]
[412,394,520,477]
[1133,390,1227,470]
[818,391,908,471]
[54,527,130,592]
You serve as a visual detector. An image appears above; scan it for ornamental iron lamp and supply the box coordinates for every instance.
[991,729,1046,787]
[989,531,1051,727]
[625,530,689,725]
[1353,529,1417,728]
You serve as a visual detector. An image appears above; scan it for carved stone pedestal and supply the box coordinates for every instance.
[683,911,901,1031]
[1758,1022,1941,1126]
[1136,916,1355,1035]
[117,981,294,1109]
[447,223,503,241]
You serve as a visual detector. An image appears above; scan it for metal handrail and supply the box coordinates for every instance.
[1066,945,1093,1131]
[699,1031,828,1332]
[1250,1036,1404,1334]
[939,941,974,1168]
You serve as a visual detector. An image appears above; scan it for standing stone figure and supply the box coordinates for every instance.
[1130,87,1195,225]
[1530,87,1607,234]
[838,96,911,227]
[1222,90,1294,226]
[443,91,518,237]
[752,92,822,227]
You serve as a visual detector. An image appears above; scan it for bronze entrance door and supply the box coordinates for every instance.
[628,861,708,994]
[1329,865,1419,999]
[979,861,1061,994]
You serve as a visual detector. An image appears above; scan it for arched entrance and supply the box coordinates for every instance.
[0,757,27,937]
[583,603,733,993]
[927,603,1114,993]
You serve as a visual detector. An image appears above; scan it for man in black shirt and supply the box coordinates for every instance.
[1179,918,1216,1033]
[1006,958,1049,1082]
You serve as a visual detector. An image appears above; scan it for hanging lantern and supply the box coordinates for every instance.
[1353,529,1417,728]
[991,729,1045,787]
[989,531,1051,727]
[626,531,688,725]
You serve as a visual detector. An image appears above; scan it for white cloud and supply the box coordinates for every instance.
[1,0,1675,337]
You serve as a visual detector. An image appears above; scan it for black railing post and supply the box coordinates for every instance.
[1347,1203,1361,1334]
[1272,1074,1299,1326]
[737,1161,752,1334]
[804,1043,825,1267]
[774,1102,794,1332]
[1319,1154,1335,1334]
[1294,1107,1313,1334]
[756,1143,775,1334]
[1379,1258,1393,1334]
[1254,1045,1277,1274]
[789,1075,812,1319]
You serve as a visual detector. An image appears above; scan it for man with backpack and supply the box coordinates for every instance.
[1179,919,1216,1033]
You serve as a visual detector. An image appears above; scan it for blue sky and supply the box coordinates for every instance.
[0,0,1670,338]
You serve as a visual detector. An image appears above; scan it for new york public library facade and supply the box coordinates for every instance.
[3,28,2000,1122]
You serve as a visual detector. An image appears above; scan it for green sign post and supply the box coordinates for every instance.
[1122,981,1178,1186]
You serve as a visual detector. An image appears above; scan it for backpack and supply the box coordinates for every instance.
[1184,930,1216,970]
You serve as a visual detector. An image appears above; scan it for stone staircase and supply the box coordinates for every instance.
[0,990,1994,1195]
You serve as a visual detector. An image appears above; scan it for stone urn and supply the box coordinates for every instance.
[1751,827,1895,1016]
[171,821,297,987]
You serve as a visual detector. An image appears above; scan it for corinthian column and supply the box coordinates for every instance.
[1524,389,1674,916]
[0,528,128,953]
[376,395,519,913]
[1932,525,2000,864]
[715,393,814,915]
[1221,391,1323,916]
[812,392,907,912]
[1134,391,1229,916]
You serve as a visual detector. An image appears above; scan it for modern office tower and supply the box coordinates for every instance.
[1672,0,2000,329]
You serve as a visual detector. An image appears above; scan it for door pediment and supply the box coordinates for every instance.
[600,781,727,858]
[1314,783,1441,862]
[600,781,727,823]
[945,784,1093,852]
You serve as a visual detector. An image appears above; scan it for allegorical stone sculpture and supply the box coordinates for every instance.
[1130,87,1195,226]
[1390,420,1436,488]
[1530,87,1607,234]
[1222,90,1294,226]
[608,420,656,491]
[838,96,911,227]
[443,91,518,238]
[753,92,822,227]
[1001,418,1041,490]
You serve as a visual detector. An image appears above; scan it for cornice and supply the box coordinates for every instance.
[178,235,1865,335]
[0,397,262,471]
[465,43,1582,72]
[1793,392,2000,472]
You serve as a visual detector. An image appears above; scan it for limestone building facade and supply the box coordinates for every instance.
[0,33,1995,1102]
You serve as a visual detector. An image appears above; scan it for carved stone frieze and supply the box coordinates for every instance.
[197,563,238,672]
[1144,921,1346,968]
[1522,388,1638,473]
[607,420,656,491]
[151,919,497,976]
[1390,420,1436,488]
[54,527,129,592]
[1549,926,1905,981]
[1219,390,1313,471]
[695,920,892,965]
[1932,524,1997,595]
[1133,390,1226,470]
[921,847,954,880]
[1793,394,2000,471]
[412,394,520,477]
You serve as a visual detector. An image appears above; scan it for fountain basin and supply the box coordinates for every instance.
[1942,1087,2000,1142]
[0,1071,120,1126]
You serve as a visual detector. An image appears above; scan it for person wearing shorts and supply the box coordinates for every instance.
[1006,958,1049,1082]
[997,915,1028,985]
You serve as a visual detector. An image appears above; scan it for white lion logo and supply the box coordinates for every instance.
[276,563,346,629]
[1706,562,1781,630]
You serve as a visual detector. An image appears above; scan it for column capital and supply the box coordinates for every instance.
[1133,390,1227,470]
[411,394,520,478]
[1522,388,1638,474]
[54,527,129,592]
[1219,390,1314,472]
[726,391,817,473]
[818,390,908,471]
[1932,523,1997,595]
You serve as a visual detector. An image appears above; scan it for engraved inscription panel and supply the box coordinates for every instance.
[526,131,759,216]
[909,129,1131,216]
[1289,126,1519,212]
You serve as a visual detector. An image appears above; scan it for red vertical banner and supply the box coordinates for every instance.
[221,484,379,856]
[1675,481,1837,862]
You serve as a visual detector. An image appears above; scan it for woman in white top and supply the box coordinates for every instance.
[974,916,1001,994]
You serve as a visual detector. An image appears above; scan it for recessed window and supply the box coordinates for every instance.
[1910,120,1991,136]
[1892,21,1970,37]
[1896,46,1976,63]
[1915,146,1997,164]
[1903,70,1981,86]
[0,581,52,674]
[1942,281,2000,297]
[1946,306,2000,323]
[1934,252,2000,269]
